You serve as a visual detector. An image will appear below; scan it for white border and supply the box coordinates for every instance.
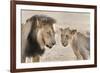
[16,5,95,69]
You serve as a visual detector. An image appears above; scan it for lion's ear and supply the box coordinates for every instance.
[30,15,42,28]
[36,19,42,28]
[65,27,70,30]
[71,29,77,35]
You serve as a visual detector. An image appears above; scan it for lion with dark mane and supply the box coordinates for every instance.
[21,15,56,63]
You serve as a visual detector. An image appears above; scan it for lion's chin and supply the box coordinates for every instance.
[39,49,45,56]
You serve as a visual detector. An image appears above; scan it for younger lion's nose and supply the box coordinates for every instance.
[52,41,56,45]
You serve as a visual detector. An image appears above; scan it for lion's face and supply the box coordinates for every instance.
[36,24,56,49]
[28,15,56,49]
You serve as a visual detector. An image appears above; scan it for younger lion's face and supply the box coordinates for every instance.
[37,24,56,49]
[60,28,76,47]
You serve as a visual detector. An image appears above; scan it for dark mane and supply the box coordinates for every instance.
[29,15,56,25]
[25,31,45,57]
[25,15,56,57]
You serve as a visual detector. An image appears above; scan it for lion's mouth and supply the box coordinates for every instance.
[46,44,52,48]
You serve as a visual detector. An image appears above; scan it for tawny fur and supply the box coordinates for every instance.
[60,27,90,60]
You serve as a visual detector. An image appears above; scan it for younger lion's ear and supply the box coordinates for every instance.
[59,28,63,32]
[71,29,77,35]
[65,27,70,30]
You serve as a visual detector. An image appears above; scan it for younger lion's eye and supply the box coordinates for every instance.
[66,35,69,38]
[47,31,51,35]
[47,31,50,34]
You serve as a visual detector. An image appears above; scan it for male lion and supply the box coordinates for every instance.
[60,27,90,60]
[21,15,56,63]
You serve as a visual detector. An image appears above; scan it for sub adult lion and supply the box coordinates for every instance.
[60,27,90,60]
